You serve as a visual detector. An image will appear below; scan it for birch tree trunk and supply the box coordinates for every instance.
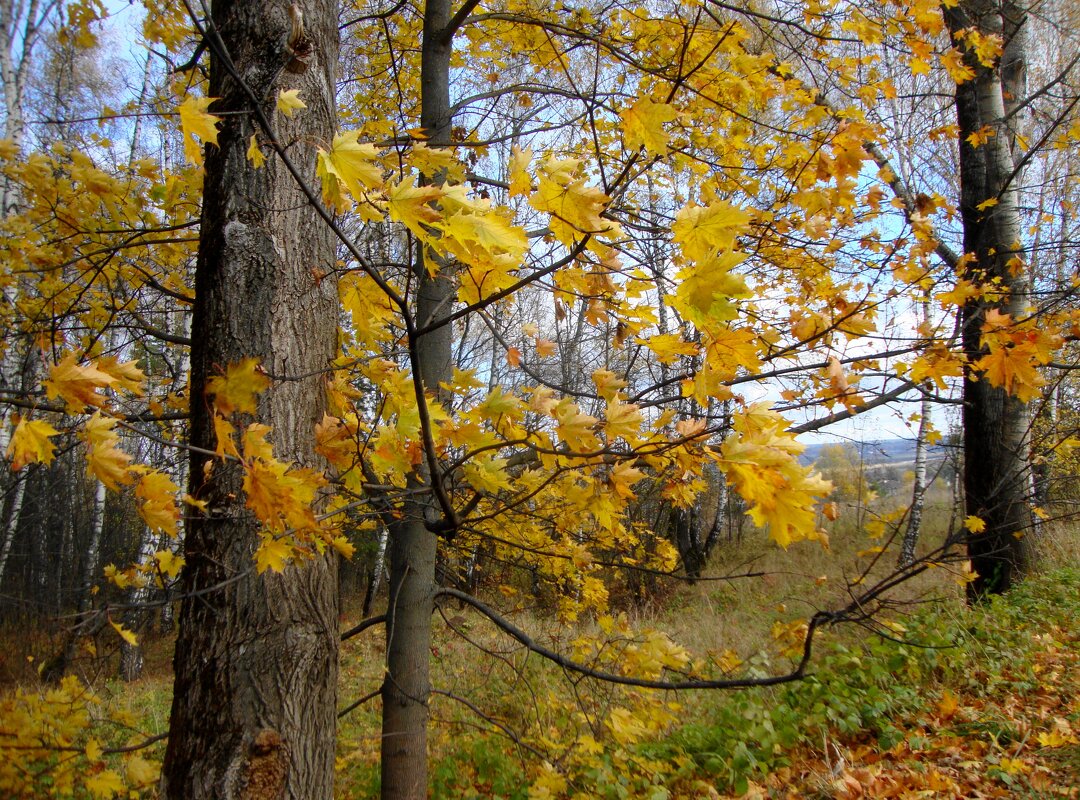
[161,1,341,797]
[945,0,1034,599]
[0,0,50,591]
[900,297,935,568]
[899,388,933,567]
[361,525,387,618]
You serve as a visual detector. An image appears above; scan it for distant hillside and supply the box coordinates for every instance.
[798,438,952,467]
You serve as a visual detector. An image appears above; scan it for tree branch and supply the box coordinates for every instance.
[439,0,483,44]
[340,613,387,642]
[435,587,831,690]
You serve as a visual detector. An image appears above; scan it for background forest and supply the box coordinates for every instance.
[0,0,1077,797]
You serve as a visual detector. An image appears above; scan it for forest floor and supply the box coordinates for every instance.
[725,570,1080,799]
[330,526,1080,799]
[0,523,1078,798]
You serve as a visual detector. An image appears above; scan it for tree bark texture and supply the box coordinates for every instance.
[162,1,341,798]
[945,0,1033,599]
[380,0,454,796]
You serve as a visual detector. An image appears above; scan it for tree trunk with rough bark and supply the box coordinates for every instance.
[945,0,1034,599]
[161,1,341,797]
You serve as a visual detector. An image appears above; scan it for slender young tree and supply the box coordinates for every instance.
[379,0,456,793]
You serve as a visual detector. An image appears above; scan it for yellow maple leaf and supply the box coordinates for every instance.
[462,454,513,494]
[909,344,965,390]
[316,130,383,208]
[554,398,599,452]
[641,333,699,365]
[442,367,486,395]
[254,535,293,574]
[973,343,1045,402]
[7,415,60,470]
[153,550,184,579]
[44,353,117,412]
[109,620,138,647]
[966,125,995,148]
[702,325,761,380]
[330,536,356,559]
[247,135,266,168]
[96,356,145,394]
[183,493,209,512]
[408,142,466,182]
[241,422,275,462]
[940,47,975,82]
[908,55,932,76]
[177,95,221,165]
[592,368,628,400]
[825,356,864,412]
[81,412,133,490]
[718,406,831,547]
[276,88,306,116]
[86,769,126,799]
[206,357,270,416]
[842,10,883,44]
[1037,727,1079,748]
[367,425,413,486]
[440,206,527,303]
[314,414,359,470]
[530,762,568,797]
[439,206,528,261]
[997,756,1029,775]
[964,515,986,533]
[771,618,809,658]
[125,755,159,789]
[621,96,677,156]
[959,27,1003,66]
[607,706,650,745]
[507,144,532,197]
[530,158,620,246]
[243,456,322,532]
[104,563,135,589]
[674,252,750,325]
[672,200,751,262]
[609,459,645,499]
[936,278,981,308]
[385,174,443,240]
[213,414,240,458]
[135,470,181,536]
[604,398,642,443]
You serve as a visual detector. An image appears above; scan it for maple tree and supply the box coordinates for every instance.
[0,0,1077,796]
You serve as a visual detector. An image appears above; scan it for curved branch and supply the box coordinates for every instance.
[340,613,387,642]
[435,586,830,690]
[431,688,547,760]
[337,688,381,719]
